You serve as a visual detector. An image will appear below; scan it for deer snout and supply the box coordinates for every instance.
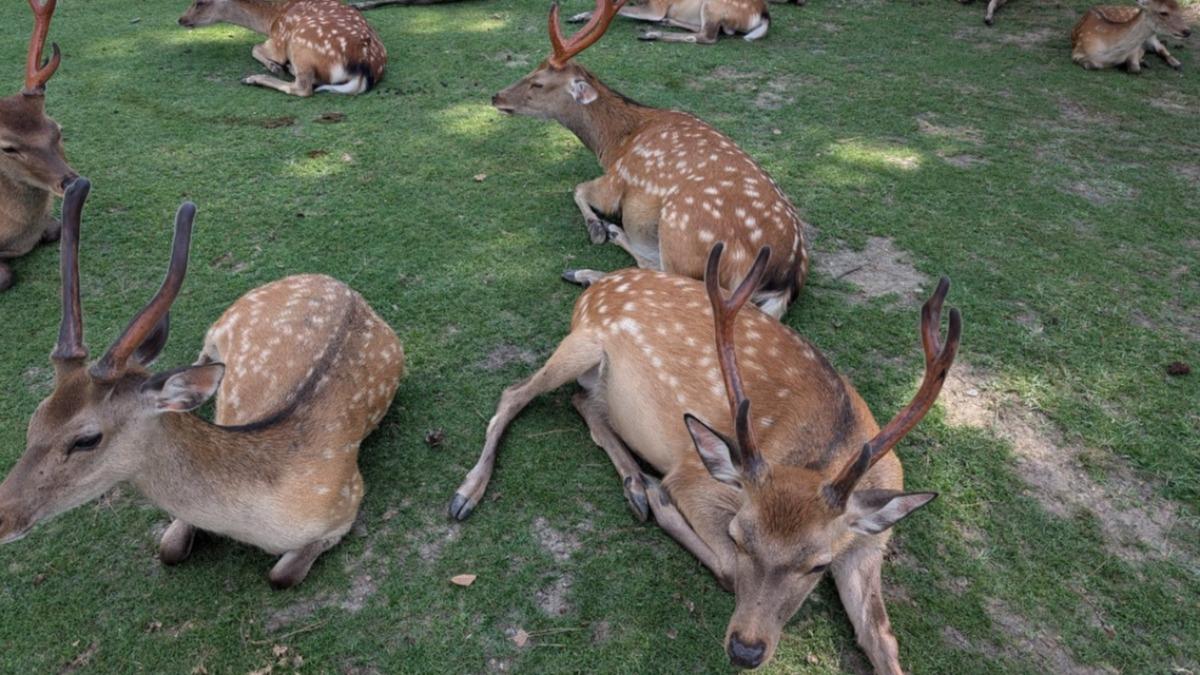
[728,632,766,669]
[178,16,194,27]
[1183,28,1192,38]
[60,172,79,192]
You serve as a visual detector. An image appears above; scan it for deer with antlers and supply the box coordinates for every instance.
[1071,0,1191,72]
[450,244,960,671]
[0,179,405,589]
[493,0,808,318]
[178,0,387,96]
[566,0,771,44]
[0,0,78,292]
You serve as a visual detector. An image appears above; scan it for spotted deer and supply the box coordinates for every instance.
[1071,0,1191,72]
[0,178,404,589]
[451,245,960,671]
[0,0,78,292]
[567,0,771,44]
[178,0,387,96]
[493,0,808,318]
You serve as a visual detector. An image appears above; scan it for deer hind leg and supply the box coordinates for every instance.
[983,0,1003,25]
[268,536,340,589]
[1146,35,1182,70]
[158,519,198,565]
[642,474,734,590]
[641,19,722,44]
[832,545,904,675]
[575,175,624,245]
[449,331,604,521]
[242,69,315,97]
[572,390,649,521]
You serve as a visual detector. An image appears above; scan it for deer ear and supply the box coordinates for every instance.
[684,414,742,487]
[568,77,598,105]
[132,313,171,367]
[847,490,936,536]
[144,363,224,413]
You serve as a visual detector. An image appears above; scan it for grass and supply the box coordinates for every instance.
[0,0,1198,672]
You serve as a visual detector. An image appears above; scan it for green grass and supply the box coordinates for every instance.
[1,0,1198,672]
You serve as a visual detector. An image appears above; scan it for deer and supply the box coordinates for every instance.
[0,178,405,589]
[566,0,771,44]
[449,244,960,671]
[1071,0,1191,72]
[178,0,387,96]
[492,0,808,319]
[0,0,78,293]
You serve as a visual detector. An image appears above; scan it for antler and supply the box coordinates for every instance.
[89,202,197,383]
[826,277,962,507]
[23,0,61,95]
[51,177,88,363]
[705,243,772,480]
[547,0,626,69]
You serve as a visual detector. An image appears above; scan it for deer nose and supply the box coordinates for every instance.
[60,172,79,191]
[728,633,766,669]
[1184,29,1192,37]
[491,93,501,105]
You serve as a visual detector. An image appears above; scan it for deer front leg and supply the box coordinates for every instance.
[1146,35,1182,70]
[643,474,734,590]
[1125,50,1144,73]
[242,70,315,97]
[575,176,623,245]
[450,331,604,521]
[641,21,722,43]
[832,545,903,675]
[569,4,670,23]
[268,536,340,589]
[158,519,198,565]
[251,43,286,75]
[983,0,1003,24]
[572,391,649,521]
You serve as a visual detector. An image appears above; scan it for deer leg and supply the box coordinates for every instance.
[1146,35,1182,70]
[40,216,61,244]
[268,536,339,589]
[832,545,904,675]
[602,222,662,269]
[450,331,604,521]
[158,519,198,565]
[0,262,13,293]
[251,43,286,75]
[1125,51,1144,73]
[660,16,703,31]
[562,268,609,287]
[575,176,623,245]
[643,474,734,590]
[572,391,649,521]
[641,21,722,43]
[241,70,315,97]
[983,0,1002,24]
[569,5,670,23]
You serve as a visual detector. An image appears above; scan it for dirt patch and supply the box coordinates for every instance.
[22,365,53,396]
[415,523,461,563]
[479,345,539,372]
[1059,179,1138,205]
[941,601,1116,673]
[265,526,389,632]
[941,364,1190,564]
[815,237,929,306]
[489,50,531,68]
[532,517,581,563]
[953,26,1056,50]
[591,620,612,644]
[708,66,816,110]
[1148,91,1196,115]
[59,641,98,674]
[1174,164,1200,188]
[937,151,988,168]
[535,575,574,616]
[1057,98,1119,128]
[916,113,983,145]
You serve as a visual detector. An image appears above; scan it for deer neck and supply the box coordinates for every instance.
[221,0,282,34]
[558,80,648,168]
[130,413,286,524]
[1117,11,1155,46]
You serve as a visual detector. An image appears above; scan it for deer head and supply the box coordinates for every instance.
[0,178,224,545]
[0,0,76,197]
[491,0,625,118]
[1139,0,1192,37]
[177,0,242,28]
[683,244,959,668]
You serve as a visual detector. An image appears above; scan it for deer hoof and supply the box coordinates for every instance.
[639,31,661,41]
[983,15,994,25]
[567,11,591,22]
[586,218,610,244]
[624,475,649,522]
[0,264,13,293]
[448,492,476,521]
[41,220,62,244]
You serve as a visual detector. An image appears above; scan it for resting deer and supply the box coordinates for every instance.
[0,179,404,589]
[567,0,771,44]
[1071,0,1191,72]
[450,245,960,671]
[493,0,808,318]
[178,0,387,96]
[0,0,78,292]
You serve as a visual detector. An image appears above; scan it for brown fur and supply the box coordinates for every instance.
[179,0,387,96]
[1071,0,1191,71]
[569,0,771,44]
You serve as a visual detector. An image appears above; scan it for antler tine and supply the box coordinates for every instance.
[547,0,627,68]
[826,278,961,508]
[705,243,772,477]
[23,0,60,94]
[90,202,197,383]
[51,177,88,363]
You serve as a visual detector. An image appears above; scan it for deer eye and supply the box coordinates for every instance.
[530,82,545,89]
[1160,11,1169,15]
[1,146,18,155]
[808,563,829,575]
[69,433,103,453]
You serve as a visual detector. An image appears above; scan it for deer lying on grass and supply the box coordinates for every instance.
[0,0,78,292]
[0,179,404,589]
[493,0,808,318]
[567,0,771,44]
[178,0,387,96]
[450,244,960,670]
[1071,0,1191,72]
